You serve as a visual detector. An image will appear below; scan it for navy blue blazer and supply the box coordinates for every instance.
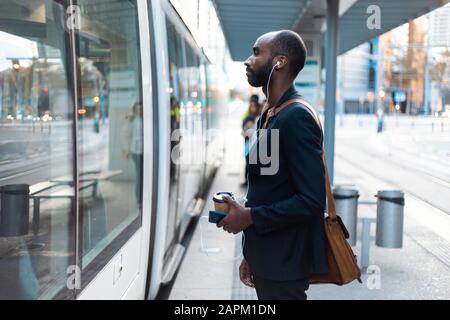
[243,85,328,281]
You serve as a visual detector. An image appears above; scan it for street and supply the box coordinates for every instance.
[334,114,450,215]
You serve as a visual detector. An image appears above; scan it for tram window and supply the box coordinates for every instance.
[0,0,76,299]
[164,18,183,255]
[75,0,143,277]
[178,43,203,212]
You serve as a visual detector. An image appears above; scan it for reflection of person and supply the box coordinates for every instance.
[100,79,107,125]
[217,30,328,300]
[123,102,143,207]
[241,97,260,187]
[170,96,180,129]
[37,86,50,117]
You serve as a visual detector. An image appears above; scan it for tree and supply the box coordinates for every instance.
[429,50,450,109]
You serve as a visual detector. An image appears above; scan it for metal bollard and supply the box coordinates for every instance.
[0,184,30,237]
[333,185,359,246]
[375,190,405,248]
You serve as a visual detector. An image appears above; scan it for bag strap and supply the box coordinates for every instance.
[266,98,337,220]
[262,98,300,129]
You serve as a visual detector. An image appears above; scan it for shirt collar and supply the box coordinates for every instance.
[261,84,298,114]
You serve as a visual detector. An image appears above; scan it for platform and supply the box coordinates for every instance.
[169,107,450,300]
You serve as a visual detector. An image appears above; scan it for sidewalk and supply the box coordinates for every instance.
[168,102,248,300]
[307,156,450,299]
[169,108,450,300]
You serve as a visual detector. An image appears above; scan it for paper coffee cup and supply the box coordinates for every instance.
[212,192,234,213]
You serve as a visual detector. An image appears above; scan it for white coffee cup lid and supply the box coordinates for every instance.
[212,191,234,203]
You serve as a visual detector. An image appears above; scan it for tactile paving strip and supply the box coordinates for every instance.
[231,235,257,300]
[406,225,450,267]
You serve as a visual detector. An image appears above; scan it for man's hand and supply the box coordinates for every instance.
[239,259,255,288]
[217,196,252,234]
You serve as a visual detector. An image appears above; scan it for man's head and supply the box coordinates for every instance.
[250,94,259,103]
[244,30,307,87]
[249,100,260,114]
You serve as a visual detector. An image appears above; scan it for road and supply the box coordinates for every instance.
[334,114,450,215]
[0,119,108,186]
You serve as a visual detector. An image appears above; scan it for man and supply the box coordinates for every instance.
[217,30,328,300]
[241,95,261,187]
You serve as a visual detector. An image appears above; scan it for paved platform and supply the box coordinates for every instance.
[169,102,248,299]
[169,108,450,300]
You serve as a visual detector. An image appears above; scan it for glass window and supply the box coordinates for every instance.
[75,0,143,276]
[0,0,75,299]
[165,18,183,256]
[178,43,203,213]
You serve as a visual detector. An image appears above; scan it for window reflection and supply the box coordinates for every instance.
[75,0,143,271]
[0,0,75,299]
[165,19,183,255]
[164,17,206,258]
[178,42,203,214]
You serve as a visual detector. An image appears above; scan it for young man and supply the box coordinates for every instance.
[217,30,328,300]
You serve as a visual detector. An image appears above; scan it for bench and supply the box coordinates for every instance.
[29,181,97,235]
[29,181,60,195]
[29,170,122,235]
[50,169,122,198]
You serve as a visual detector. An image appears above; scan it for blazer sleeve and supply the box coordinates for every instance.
[250,107,326,234]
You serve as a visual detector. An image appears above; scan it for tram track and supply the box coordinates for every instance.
[336,148,450,215]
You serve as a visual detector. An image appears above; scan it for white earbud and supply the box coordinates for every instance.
[263,60,280,124]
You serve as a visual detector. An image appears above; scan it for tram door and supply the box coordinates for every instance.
[164,19,183,258]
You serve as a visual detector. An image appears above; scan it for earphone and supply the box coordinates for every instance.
[254,60,280,132]
[264,61,279,113]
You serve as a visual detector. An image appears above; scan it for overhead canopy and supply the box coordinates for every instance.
[213,0,450,61]
[213,0,311,61]
[339,0,449,53]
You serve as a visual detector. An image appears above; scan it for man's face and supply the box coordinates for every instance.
[244,35,274,87]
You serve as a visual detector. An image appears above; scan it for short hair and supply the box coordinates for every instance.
[271,30,307,78]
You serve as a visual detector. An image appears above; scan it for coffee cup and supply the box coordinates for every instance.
[212,191,234,213]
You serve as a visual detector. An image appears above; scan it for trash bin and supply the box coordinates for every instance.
[375,190,404,248]
[0,184,30,237]
[333,186,359,246]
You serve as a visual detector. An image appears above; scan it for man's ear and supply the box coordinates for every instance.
[273,56,287,70]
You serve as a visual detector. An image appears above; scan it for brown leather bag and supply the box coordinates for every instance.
[265,98,362,285]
